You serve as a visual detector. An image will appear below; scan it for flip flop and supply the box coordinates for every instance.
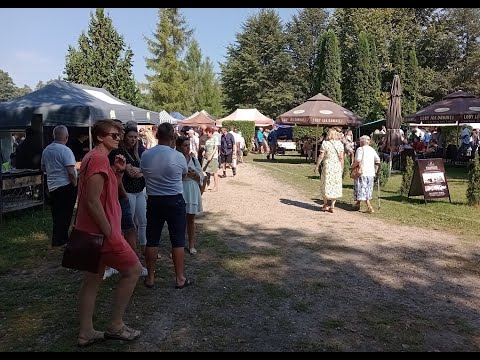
[78,331,105,347]
[104,325,141,341]
[175,278,193,289]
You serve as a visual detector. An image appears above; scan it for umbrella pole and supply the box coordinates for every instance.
[315,124,319,162]
[377,176,381,210]
[389,150,393,176]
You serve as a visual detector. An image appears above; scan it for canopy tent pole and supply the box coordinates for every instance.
[88,126,93,150]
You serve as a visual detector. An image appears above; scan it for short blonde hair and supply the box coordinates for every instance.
[359,135,371,145]
[325,128,338,141]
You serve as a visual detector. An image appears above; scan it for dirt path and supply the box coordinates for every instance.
[130,162,480,352]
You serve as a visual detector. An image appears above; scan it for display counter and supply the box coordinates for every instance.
[0,169,44,222]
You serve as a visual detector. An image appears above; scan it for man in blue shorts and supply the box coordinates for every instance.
[141,122,192,289]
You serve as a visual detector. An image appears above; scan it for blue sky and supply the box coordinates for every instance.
[0,8,301,89]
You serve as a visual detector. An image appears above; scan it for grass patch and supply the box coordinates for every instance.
[248,153,479,240]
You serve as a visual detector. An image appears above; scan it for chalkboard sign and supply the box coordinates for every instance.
[408,158,451,203]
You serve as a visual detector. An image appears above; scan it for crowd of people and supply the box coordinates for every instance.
[39,118,256,346]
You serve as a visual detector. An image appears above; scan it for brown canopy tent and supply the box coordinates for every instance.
[276,93,363,127]
[405,90,480,125]
[178,111,215,128]
[405,90,480,147]
[277,93,363,159]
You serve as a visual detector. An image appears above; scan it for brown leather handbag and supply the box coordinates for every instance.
[61,157,105,274]
[61,228,104,273]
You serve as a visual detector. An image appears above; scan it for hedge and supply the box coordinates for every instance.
[221,120,256,152]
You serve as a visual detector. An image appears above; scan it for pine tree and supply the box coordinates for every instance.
[315,30,342,103]
[367,34,383,120]
[183,40,224,117]
[404,48,419,116]
[144,8,192,113]
[220,9,296,117]
[400,156,415,196]
[467,153,480,206]
[285,8,329,104]
[349,31,372,119]
[390,37,406,87]
[64,8,139,105]
[0,70,18,102]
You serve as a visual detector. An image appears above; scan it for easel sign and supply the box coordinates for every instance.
[408,158,451,203]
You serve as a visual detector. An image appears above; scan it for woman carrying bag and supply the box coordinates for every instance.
[352,135,381,213]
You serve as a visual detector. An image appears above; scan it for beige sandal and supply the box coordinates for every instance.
[105,325,141,341]
[78,331,105,347]
[366,207,375,214]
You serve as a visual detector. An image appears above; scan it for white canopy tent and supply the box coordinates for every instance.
[217,108,273,127]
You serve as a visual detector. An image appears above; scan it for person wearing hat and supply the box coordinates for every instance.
[352,135,380,213]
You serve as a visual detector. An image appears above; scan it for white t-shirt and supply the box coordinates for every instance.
[355,145,380,177]
[41,142,76,191]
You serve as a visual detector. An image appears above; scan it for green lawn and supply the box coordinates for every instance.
[246,152,480,241]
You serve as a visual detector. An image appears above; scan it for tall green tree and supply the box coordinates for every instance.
[403,48,419,116]
[348,31,372,119]
[15,85,32,98]
[367,34,384,120]
[184,39,224,117]
[144,8,192,113]
[447,8,480,94]
[220,9,296,118]
[315,29,342,103]
[0,70,19,101]
[64,8,139,105]
[390,36,406,85]
[286,8,329,104]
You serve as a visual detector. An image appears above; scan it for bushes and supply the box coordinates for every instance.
[222,120,255,152]
[467,153,480,206]
[378,161,390,189]
[343,155,351,179]
[400,156,414,196]
[292,126,325,143]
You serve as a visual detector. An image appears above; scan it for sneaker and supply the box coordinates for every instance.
[189,248,197,255]
[140,266,148,277]
[103,267,118,280]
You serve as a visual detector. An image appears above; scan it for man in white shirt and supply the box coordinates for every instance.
[41,125,77,248]
[187,129,199,158]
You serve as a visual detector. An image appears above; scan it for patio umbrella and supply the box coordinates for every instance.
[405,90,480,125]
[277,93,363,160]
[385,75,403,173]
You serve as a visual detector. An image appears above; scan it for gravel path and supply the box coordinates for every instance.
[130,162,480,352]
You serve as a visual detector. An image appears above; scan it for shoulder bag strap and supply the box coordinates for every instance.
[331,140,342,161]
[72,157,92,226]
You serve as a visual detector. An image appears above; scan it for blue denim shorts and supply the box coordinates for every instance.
[119,197,135,231]
[145,194,186,248]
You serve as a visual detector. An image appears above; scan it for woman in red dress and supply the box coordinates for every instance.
[75,119,142,347]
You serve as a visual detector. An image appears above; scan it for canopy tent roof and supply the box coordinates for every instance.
[405,90,480,125]
[217,108,273,127]
[170,111,186,120]
[185,110,217,121]
[159,110,178,125]
[178,110,215,127]
[276,93,363,127]
[0,80,159,129]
